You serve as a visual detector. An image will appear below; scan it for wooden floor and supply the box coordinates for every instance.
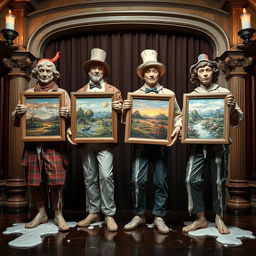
[0,209,256,256]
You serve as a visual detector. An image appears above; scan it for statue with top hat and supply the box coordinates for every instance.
[122,49,182,234]
[67,48,123,232]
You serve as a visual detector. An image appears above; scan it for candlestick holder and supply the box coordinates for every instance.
[1,28,19,45]
[238,28,256,45]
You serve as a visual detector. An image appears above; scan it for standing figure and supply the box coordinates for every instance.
[123,49,182,234]
[182,54,244,234]
[11,53,71,231]
[67,48,123,232]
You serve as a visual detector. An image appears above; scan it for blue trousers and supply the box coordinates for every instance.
[131,144,168,216]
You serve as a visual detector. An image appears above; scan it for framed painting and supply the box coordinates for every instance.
[181,93,230,144]
[20,91,65,142]
[125,93,174,145]
[71,92,118,143]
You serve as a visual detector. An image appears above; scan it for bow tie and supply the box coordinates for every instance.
[89,82,102,89]
[145,87,158,94]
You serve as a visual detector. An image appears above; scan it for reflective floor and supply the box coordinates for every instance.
[0,210,256,256]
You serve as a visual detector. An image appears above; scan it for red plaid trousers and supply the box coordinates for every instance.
[21,142,69,186]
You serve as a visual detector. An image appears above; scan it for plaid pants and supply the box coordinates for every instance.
[22,142,69,186]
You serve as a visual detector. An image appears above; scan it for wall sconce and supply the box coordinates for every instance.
[238,8,255,46]
[0,10,19,45]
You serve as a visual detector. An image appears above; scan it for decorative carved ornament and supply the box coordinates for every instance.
[3,56,32,70]
[218,55,253,74]
[224,55,253,68]
[3,51,36,75]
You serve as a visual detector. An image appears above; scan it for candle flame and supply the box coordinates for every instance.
[243,8,246,14]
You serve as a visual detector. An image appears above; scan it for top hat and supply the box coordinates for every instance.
[83,48,110,76]
[136,49,166,79]
[190,53,218,74]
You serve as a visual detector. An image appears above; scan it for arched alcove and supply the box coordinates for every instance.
[26,10,230,211]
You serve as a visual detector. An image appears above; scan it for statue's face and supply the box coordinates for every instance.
[197,65,213,87]
[143,67,159,87]
[37,62,54,84]
[89,65,104,83]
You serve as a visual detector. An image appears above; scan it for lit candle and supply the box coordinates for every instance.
[5,10,15,30]
[240,8,251,29]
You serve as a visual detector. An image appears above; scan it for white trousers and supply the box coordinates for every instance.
[79,143,116,216]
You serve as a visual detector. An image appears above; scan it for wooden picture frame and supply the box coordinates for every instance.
[71,92,118,143]
[125,93,174,145]
[181,93,230,144]
[20,91,65,142]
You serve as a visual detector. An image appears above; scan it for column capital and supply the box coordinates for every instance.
[218,49,253,78]
[3,50,36,77]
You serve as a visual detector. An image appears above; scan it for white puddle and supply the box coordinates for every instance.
[184,221,255,246]
[3,220,77,248]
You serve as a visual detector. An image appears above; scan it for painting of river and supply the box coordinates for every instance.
[25,98,60,136]
[75,97,112,137]
[130,99,169,139]
[187,98,225,139]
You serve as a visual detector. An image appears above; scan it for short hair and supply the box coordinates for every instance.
[190,61,219,86]
[32,61,60,80]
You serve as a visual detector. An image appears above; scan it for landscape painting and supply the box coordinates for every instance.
[182,93,229,144]
[131,99,169,139]
[187,98,225,139]
[20,92,65,142]
[125,93,174,145]
[75,97,112,137]
[71,92,118,143]
[25,98,60,136]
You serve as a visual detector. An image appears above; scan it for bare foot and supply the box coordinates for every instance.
[105,216,118,232]
[215,215,230,234]
[25,212,48,229]
[54,211,69,232]
[182,219,208,232]
[77,213,100,227]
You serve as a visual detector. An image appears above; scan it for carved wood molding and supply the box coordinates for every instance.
[218,50,253,76]
[224,55,253,69]
[3,51,36,76]
[27,10,229,58]
[27,1,228,18]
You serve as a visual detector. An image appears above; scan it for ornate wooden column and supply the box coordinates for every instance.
[219,49,252,214]
[3,50,35,212]
[11,0,34,48]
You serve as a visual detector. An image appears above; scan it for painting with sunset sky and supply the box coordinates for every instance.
[131,98,169,139]
[25,97,60,136]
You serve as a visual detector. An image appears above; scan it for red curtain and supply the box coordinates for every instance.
[44,30,213,211]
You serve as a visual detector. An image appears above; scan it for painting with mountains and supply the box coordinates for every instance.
[187,98,225,139]
[25,98,60,136]
[131,99,169,139]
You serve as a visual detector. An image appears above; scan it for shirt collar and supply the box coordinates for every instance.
[194,83,219,93]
